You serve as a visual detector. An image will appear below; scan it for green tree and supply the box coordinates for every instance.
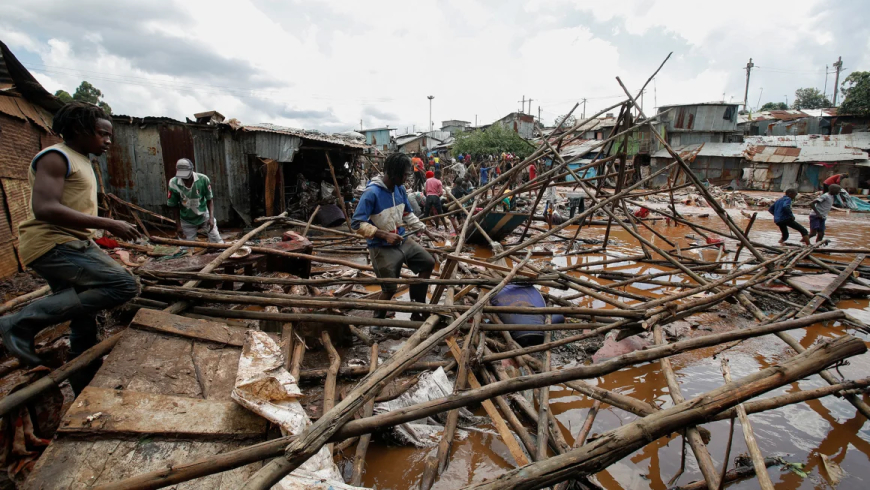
[838,71,870,115]
[53,81,112,114]
[452,123,531,159]
[792,87,831,110]
[759,102,788,111]
[54,89,73,104]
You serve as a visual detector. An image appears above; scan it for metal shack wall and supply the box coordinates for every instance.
[99,123,167,213]
[189,127,235,224]
[663,105,738,132]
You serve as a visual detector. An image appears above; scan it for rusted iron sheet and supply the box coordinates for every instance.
[0,112,41,180]
[98,123,168,215]
[0,186,20,277]
[190,127,233,224]
[12,98,53,132]
[1,178,31,238]
[158,123,195,185]
[0,96,26,120]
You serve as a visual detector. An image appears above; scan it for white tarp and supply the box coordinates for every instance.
[232,331,368,489]
[372,367,473,447]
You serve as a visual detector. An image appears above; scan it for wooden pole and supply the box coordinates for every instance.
[654,325,720,489]
[720,358,775,490]
[536,330,552,462]
[460,335,864,490]
[162,212,286,315]
[350,343,378,487]
[0,286,51,315]
[96,311,847,490]
[0,331,124,418]
[241,254,533,489]
[324,152,354,232]
[302,205,321,237]
[321,331,340,454]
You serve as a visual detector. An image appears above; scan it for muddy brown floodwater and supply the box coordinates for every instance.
[355,206,870,490]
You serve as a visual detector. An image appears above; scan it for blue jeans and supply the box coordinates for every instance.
[4,240,139,354]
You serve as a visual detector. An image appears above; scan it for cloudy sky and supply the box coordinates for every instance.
[4,0,869,134]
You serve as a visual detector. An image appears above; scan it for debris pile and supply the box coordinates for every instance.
[0,54,869,490]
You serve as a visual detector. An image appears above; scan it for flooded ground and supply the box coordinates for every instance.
[353,200,870,490]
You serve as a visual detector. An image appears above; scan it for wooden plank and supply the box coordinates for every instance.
[59,387,267,437]
[789,272,870,296]
[797,255,866,318]
[24,437,263,489]
[131,308,247,347]
[445,337,529,466]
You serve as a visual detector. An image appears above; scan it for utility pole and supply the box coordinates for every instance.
[427,95,434,133]
[518,95,525,113]
[824,64,829,100]
[832,56,843,106]
[475,115,477,127]
[581,98,587,119]
[527,98,533,115]
[743,58,754,110]
[538,106,541,125]
[360,119,363,131]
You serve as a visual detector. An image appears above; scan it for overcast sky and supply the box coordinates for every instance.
[4,0,869,134]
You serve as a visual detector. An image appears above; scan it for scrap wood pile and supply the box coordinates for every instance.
[0,54,869,490]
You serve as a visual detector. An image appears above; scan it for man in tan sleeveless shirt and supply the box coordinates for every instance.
[0,102,141,390]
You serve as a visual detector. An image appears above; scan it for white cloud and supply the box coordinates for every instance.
[3,0,867,131]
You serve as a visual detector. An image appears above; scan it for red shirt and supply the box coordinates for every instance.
[529,165,537,180]
[824,174,843,185]
[412,157,425,172]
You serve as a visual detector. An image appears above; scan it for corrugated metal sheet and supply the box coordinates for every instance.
[0,96,26,120]
[1,178,30,238]
[243,124,368,149]
[0,188,19,277]
[251,131,300,162]
[99,123,168,212]
[653,140,869,163]
[223,133,251,225]
[658,104,738,132]
[190,127,233,224]
[12,97,52,132]
[744,133,870,150]
[158,124,195,184]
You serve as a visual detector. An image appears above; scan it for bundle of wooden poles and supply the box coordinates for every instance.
[2,53,870,490]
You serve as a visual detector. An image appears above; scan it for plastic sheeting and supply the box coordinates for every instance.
[232,331,367,489]
[372,367,474,447]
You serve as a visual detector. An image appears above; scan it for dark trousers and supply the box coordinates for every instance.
[369,239,435,302]
[777,219,808,241]
[4,240,139,354]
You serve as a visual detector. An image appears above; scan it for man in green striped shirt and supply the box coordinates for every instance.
[167,158,223,243]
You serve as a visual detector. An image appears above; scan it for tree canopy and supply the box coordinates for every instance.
[452,123,532,159]
[792,87,831,110]
[54,81,113,114]
[838,71,870,116]
[759,102,788,111]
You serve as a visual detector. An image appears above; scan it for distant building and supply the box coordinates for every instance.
[657,102,743,145]
[493,112,536,139]
[360,127,395,153]
[395,133,444,155]
[440,120,470,136]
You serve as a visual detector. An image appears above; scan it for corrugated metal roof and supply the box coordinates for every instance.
[652,140,869,163]
[242,124,368,149]
[744,133,870,151]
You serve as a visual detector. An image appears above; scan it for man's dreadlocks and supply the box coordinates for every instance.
[384,153,412,182]
[51,101,110,139]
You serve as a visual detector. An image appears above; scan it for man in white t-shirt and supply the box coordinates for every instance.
[809,184,844,243]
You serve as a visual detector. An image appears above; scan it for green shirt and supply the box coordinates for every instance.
[167,172,214,226]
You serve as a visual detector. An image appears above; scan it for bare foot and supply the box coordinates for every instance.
[800,236,811,245]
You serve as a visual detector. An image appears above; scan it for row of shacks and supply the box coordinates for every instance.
[0,41,368,281]
[547,101,870,193]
